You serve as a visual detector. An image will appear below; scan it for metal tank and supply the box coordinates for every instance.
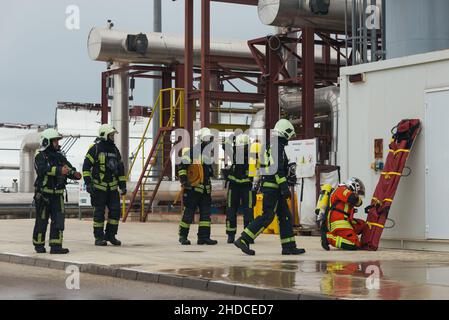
[386,0,449,59]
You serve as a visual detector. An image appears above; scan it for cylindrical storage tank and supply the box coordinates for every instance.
[386,0,449,59]
[258,0,358,32]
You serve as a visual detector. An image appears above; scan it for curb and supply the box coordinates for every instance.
[0,252,335,300]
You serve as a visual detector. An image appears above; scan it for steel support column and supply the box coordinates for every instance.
[200,0,211,127]
[265,38,281,139]
[184,0,195,142]
[101,72,108,124]
[301,28,315,139]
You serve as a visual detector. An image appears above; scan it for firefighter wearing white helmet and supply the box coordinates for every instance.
[82,124,126,247]
[32,128,82,254]
[224,133,254,244]
[177,127,217,246]
[234,119,306,256]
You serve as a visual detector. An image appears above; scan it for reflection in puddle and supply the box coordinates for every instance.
[160,260,449,300]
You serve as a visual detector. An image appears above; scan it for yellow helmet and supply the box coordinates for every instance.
[274,119,296,140]
[98,124,118,141]
[40,128,62,150]
[199,127,212,142]
[235,134,250,147]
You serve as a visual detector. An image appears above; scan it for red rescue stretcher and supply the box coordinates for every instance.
[361,119,422,251]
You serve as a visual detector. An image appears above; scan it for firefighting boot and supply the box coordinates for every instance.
[227,234,235,244]
[105,234,122,246]
[34,246,46,254]
[95,239,107,246]
[50,246,70,254]
[282,247,306,255]
[234,238,255,256]
[320,220,330,251]
[179,237,191,245]
[197,238,218,245]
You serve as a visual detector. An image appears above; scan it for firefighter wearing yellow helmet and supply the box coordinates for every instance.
[82,124,127,247]
[234,119,306,256]
[177,127,218,245]
[32,128,82,254]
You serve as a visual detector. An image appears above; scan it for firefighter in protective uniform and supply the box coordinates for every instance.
[225,133,255,244]
[82,124,127,246]
[177,127,218,245]
[234,119,306,256]
[32,129,82,254]
[321,178,367,251]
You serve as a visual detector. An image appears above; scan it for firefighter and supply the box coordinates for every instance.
[82,124,127,246]
[225,133,254,244]
[322,178,367,251]
[32,129,82,254]
[177,127,218,246]
[234,119,306,256]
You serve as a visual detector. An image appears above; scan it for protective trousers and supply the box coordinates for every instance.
[179,189,212,240]
[32,194,65,248]
[240,189,297,249]
[226,183,255,237]
[91,189,121,241]
[326,211,367,250]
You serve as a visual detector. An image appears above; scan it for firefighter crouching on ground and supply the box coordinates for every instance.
[82,124,127,246]
[177,128,218,246]
[32,129,82,254]
[321,178,367,251]
[225,133,254,244]
[234,119,306,256]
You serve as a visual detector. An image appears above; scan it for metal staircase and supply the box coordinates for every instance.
[122,88,184,222]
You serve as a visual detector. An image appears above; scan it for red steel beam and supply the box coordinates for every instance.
[190,90,264,103]
[265,42,281,136]
[200,0,211,127]
[184,0,194,140]
[302,28,315,139]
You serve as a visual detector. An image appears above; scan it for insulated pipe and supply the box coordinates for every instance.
[258,0,382,32]
[88,28,257,70]
[251,86,340,165]
[111,62,130,174]
[87,27,338,69]
[19,133,41,193]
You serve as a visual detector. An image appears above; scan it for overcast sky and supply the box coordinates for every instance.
[0,0,272,125]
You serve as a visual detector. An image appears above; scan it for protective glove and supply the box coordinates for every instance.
[86,183,93,194]
[73,172,82,181]
[280,185,291,200]
[120,188,127,196]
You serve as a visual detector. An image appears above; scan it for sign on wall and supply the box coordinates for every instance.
[285,139,318,178]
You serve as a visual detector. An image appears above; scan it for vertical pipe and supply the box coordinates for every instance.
[111,62,130,174]
[370,0,377,62]
[381,0,386,59]
[101,72,108,124]
[362,0,368,63]
[200,0,211,128]
[302,28,315,139]
[351,0,357,65]
[152,0,162,180]
[184,0,194,144]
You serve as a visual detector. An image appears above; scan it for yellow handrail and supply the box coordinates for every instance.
[122,88,184,220]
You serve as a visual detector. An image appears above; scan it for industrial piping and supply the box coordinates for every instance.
[19,133,41,193]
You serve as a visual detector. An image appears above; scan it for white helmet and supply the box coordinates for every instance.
[40,128,62,151]
[344,177,366,197]
[235,134,250,147]
[199,127,212,142]
[98,124,118,141]
[274,119,296,141]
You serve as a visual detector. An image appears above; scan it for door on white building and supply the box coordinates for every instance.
[425,89,449,240]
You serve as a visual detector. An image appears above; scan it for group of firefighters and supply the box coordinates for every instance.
[31,119,368,256]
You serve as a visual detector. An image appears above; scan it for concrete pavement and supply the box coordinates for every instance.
[2,219,449,299]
